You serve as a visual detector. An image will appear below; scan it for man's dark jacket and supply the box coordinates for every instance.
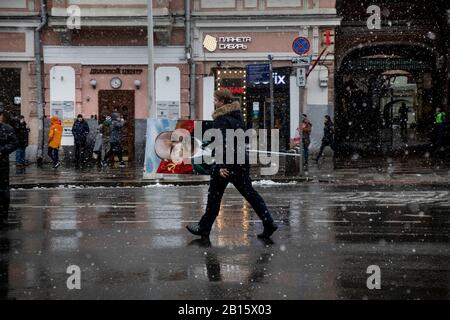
[72,120,90,144]
[322,120,335,144]
[211,102,248,172]
[0,122,19,168]
[13,121,29,148]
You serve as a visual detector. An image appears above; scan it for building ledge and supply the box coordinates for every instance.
[192,8,337,16]
[48,16,173,27]
[51,7,169,17]
[0,17,41,28]
[194,15,341,28]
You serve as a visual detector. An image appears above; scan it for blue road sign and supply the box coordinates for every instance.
[292,37,311,55]
[246,64,270,85]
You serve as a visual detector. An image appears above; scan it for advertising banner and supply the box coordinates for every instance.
[144,119,214,178]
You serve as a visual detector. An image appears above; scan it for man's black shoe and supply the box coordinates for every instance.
[257,223,278,239]
[186,224,210,237]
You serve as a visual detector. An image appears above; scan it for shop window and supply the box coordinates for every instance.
[0,0,27,9]
[266,0,301,8]
[200,0,236,9]
[244,0,258,8]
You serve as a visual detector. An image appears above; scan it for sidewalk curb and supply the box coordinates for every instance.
[10,176,329,189]
[10,177,450,189]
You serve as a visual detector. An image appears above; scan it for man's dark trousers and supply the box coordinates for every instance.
[199,166,274,232]
[0,164,10,222]
[75,141,87,166]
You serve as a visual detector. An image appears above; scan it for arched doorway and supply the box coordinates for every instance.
[335,43,440,158]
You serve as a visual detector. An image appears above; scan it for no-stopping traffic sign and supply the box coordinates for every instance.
[292,37,311,56]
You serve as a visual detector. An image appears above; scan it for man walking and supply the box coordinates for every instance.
[186,89,278,239]
[104,112,125,167]
[315,115,335,163]
[0,105,18,227]
[399,103,408,142]
[12,115,29,169]
[72,114,90,168]
[434,107,446,156]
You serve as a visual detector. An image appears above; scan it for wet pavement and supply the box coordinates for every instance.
[8,156,450,188]
[1,183,449,300]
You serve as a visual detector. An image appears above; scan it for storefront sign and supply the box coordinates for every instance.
[90,68,143,75]
[247,65,289,88]
[246,64,270,84]
[346,59,433,71]
[203,35,252,52]
[273,72,287,86]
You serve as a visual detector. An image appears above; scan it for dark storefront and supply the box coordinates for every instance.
[0,68,21,118]
[335,0,449,159]
[215,67,291,151]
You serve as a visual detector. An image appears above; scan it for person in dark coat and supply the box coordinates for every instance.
[13,115,29,168]
[186,89,278,239]
[399,103,408,142]
[72,114,90,168]
[315,115,335,163]
[0,105,19,226]
[104,112,125,167]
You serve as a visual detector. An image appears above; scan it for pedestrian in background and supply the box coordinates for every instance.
[0,105,18,227]
[12,115,29,169]
[186,89,278,239]
[100,116,112,166]
[48,115,63,169]
[399,103,408,142]
[104,112,125,167]
[434,107,446,154]
[93,116,108,167]
[72,114,90,168]
[295,114,312,167]
[315,115,335,163]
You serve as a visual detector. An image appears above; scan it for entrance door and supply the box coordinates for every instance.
[98,90,135,162]
[0,68,21,118]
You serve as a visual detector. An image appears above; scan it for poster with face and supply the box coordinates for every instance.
[144,119,214,176]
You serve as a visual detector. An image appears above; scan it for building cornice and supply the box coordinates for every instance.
[194,16,341,28]
[192,8,337,16]
[0,17,41,28]
[48,16,176,28]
